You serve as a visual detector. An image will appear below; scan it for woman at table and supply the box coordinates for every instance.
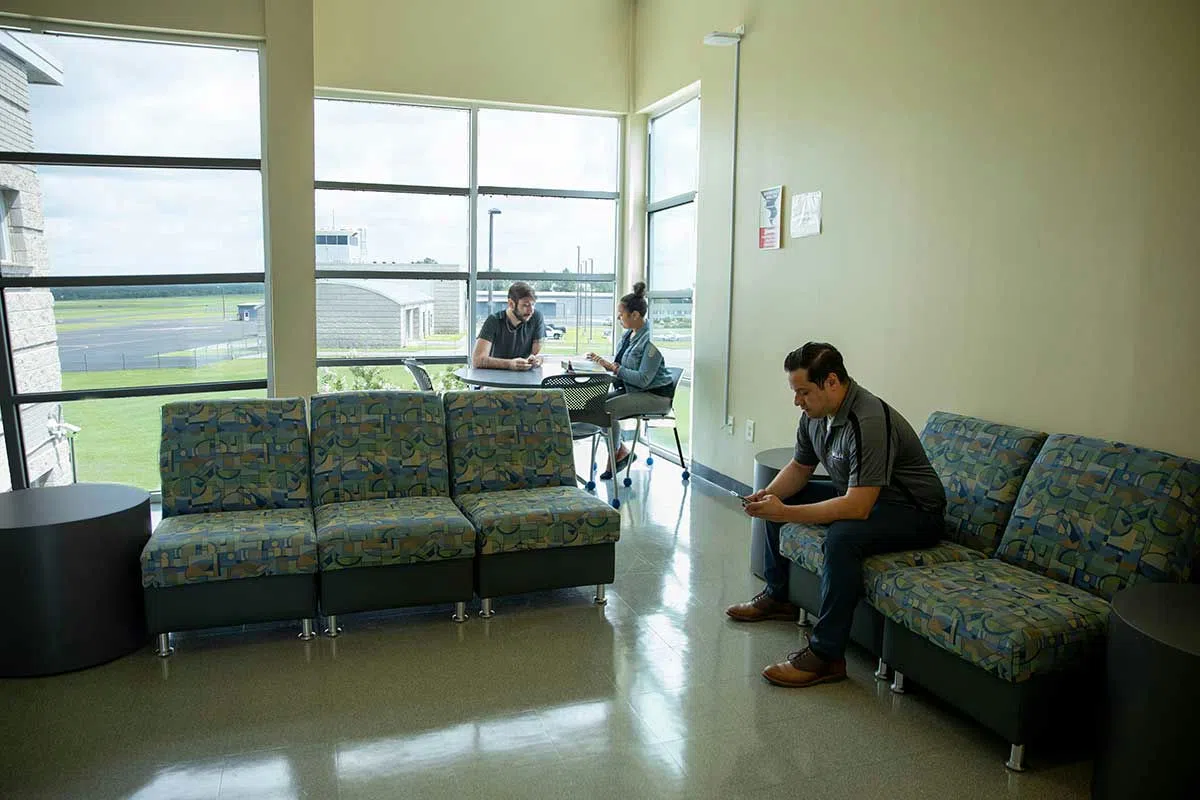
[587,282,675,478]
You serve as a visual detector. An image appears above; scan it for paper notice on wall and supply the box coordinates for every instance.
[758,185,783,250]
[790,191,822,238]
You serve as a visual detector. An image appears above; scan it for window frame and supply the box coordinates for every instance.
[644,95,699,466]
[312,92,623,372]
[0,23,267,492]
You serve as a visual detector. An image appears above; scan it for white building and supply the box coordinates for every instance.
[0,32,71,489]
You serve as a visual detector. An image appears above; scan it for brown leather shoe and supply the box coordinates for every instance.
[725,590,799,623]
[762,646,847,688]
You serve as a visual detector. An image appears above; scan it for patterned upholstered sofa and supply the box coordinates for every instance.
[141,398,319,655]
[310,392,476,633]
[443,389,622,615]
[780,412,1200,771]
[781,412,1047,658]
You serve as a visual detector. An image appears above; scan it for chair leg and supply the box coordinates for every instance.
[797,609,811,626]
[623,419,642,487]
[606,426,621,508]
[672,425,689,479]
[594,584,607,605]
[480,598,495,618]
[156,633,174,658]
[874,658,890,680]
[586,434,599,491]
[452,601,467,623]
[1005,744,1026,772]
[298,618,316,641]
[324,614,342,637]
[890,670,906,694]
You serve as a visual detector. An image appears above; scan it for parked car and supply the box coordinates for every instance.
[544,323,567,340]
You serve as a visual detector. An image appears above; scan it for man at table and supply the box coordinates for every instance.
[471,281,546,371]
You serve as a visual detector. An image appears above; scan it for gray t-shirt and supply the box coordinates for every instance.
[793,380,946,513]
[477,309,545,360]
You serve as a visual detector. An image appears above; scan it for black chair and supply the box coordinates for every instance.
[541,373,613,493]
[620,367,689,488]
[403,359,435,392]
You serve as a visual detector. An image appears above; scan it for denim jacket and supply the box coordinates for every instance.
[613,322,675,395]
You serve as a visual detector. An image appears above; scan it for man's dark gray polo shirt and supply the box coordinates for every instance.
[793,380,946,512]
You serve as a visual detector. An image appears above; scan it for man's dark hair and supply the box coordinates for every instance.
[784,342,849,386]
[508,281,536,303]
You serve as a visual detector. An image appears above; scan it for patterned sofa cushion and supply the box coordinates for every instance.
[779,522,983,587]
[160,398,311,517]
[443,390,576,495]
[141,508,317,588]
[870,559,1111,683]
[310,391,449,505]
[920,412,1047,554]
[315,497,475,570]
[455,486,621,555]
[996,434,1200,601]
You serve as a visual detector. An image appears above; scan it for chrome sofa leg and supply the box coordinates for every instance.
[890,670,906,694]
[874,659,890,680]
[797,609,811,627]
[298,618,316,641]
[452,601,468,623]
[324,615,342,637]
[156,633,174,658]
[594,584,607,605]
[1005,744,1026,772]
[480,598,495,618]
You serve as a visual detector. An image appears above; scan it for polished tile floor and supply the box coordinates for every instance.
[0,459,1093,799]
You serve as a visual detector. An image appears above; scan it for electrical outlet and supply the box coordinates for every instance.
[725,415,735,433]
[745,418,755,442]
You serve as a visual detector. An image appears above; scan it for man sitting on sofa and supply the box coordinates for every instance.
[727,342,947,688]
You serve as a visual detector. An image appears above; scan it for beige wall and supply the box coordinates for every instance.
[0,0,264,37]
[634,0,1200,484]
[315,0,632,111]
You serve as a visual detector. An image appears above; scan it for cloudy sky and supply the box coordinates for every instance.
[16,30,692,285]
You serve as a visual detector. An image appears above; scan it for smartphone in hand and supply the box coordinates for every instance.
[731,490,752,507]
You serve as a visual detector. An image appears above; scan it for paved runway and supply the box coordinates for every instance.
[57,319,261,372]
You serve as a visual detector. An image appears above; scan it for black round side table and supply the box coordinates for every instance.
[1092,582,1200,800]
[0,483,152,677]
[749,448,794,580]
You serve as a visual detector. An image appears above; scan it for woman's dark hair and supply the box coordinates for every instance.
[783,342,849,385]
[620,281,648,317]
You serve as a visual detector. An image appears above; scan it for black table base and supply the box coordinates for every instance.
[0,483,152,677]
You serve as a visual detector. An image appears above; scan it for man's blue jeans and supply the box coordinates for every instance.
[760,482,943,662]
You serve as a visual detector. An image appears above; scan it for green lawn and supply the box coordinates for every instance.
[61,360,268,490]
[55,294,264,332]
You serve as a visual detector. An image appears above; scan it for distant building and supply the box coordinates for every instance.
[0,32,70,489]
[317,279,434,351]
[236,302,263,322]
[315,227,465,336]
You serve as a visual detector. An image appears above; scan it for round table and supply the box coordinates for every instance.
[0,483,152,677]
[455,362,614,389]
[1092,582,1200,799]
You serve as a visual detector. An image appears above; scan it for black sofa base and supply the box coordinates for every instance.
[476,543,616,599]
[144,573,319,635]
[318,558,473,615]
[787,561,884,656]
[882,619,1102,750]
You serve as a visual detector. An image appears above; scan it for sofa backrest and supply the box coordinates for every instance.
[309,391,449,505]
[919,412,1047,554]
[160,398,310,517]
[996,433,1200,600]
[443,389,576,495]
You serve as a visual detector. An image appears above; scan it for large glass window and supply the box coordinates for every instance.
[646,98,699,460]
[0,28,265,493]
[314,98,620,378]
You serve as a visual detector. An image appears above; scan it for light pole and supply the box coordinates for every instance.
[487,208,501,314]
